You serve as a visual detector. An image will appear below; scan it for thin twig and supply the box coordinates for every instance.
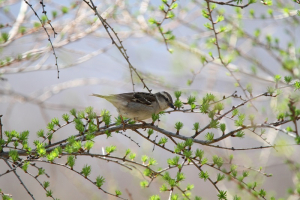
[0,115,3,141]
[204,0,257,111]
[83,0,152,93]
[192,92,273,138]
[206,0,252,8]
[117,131,140,147]
[24,0,59,78]
[4,160,36,200]
[28,159,127,200]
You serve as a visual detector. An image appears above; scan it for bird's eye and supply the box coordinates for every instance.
[161,93,170,102]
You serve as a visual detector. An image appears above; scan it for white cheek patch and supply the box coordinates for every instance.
[160,92,171,102]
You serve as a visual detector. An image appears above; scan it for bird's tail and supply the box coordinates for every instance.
[91,94,106,98]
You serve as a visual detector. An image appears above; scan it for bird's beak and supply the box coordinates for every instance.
[169,103,175,109]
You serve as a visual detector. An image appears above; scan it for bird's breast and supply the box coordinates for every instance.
[117,102,158,120]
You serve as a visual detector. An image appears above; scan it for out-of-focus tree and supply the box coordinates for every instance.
[1,0,300,199]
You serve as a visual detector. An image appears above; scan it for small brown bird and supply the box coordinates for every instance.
[91,91,174,123]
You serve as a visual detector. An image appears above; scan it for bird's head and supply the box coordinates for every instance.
[156,91,174,110]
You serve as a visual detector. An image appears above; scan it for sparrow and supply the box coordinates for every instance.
[91,91,174,123]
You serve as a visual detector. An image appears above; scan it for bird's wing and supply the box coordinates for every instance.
[132,92,156,106]
[113,92,155,106]
[92,92,156,107]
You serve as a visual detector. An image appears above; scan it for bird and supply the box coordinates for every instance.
[91,91,174,127]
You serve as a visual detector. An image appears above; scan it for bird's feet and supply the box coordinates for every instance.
[122,123,126,131]
[120,115,126,131]
[137,120,147,130]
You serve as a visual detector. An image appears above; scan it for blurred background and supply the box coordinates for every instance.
[0,0,300,199]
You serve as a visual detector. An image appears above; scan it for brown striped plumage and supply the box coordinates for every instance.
[91,91,174,120]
